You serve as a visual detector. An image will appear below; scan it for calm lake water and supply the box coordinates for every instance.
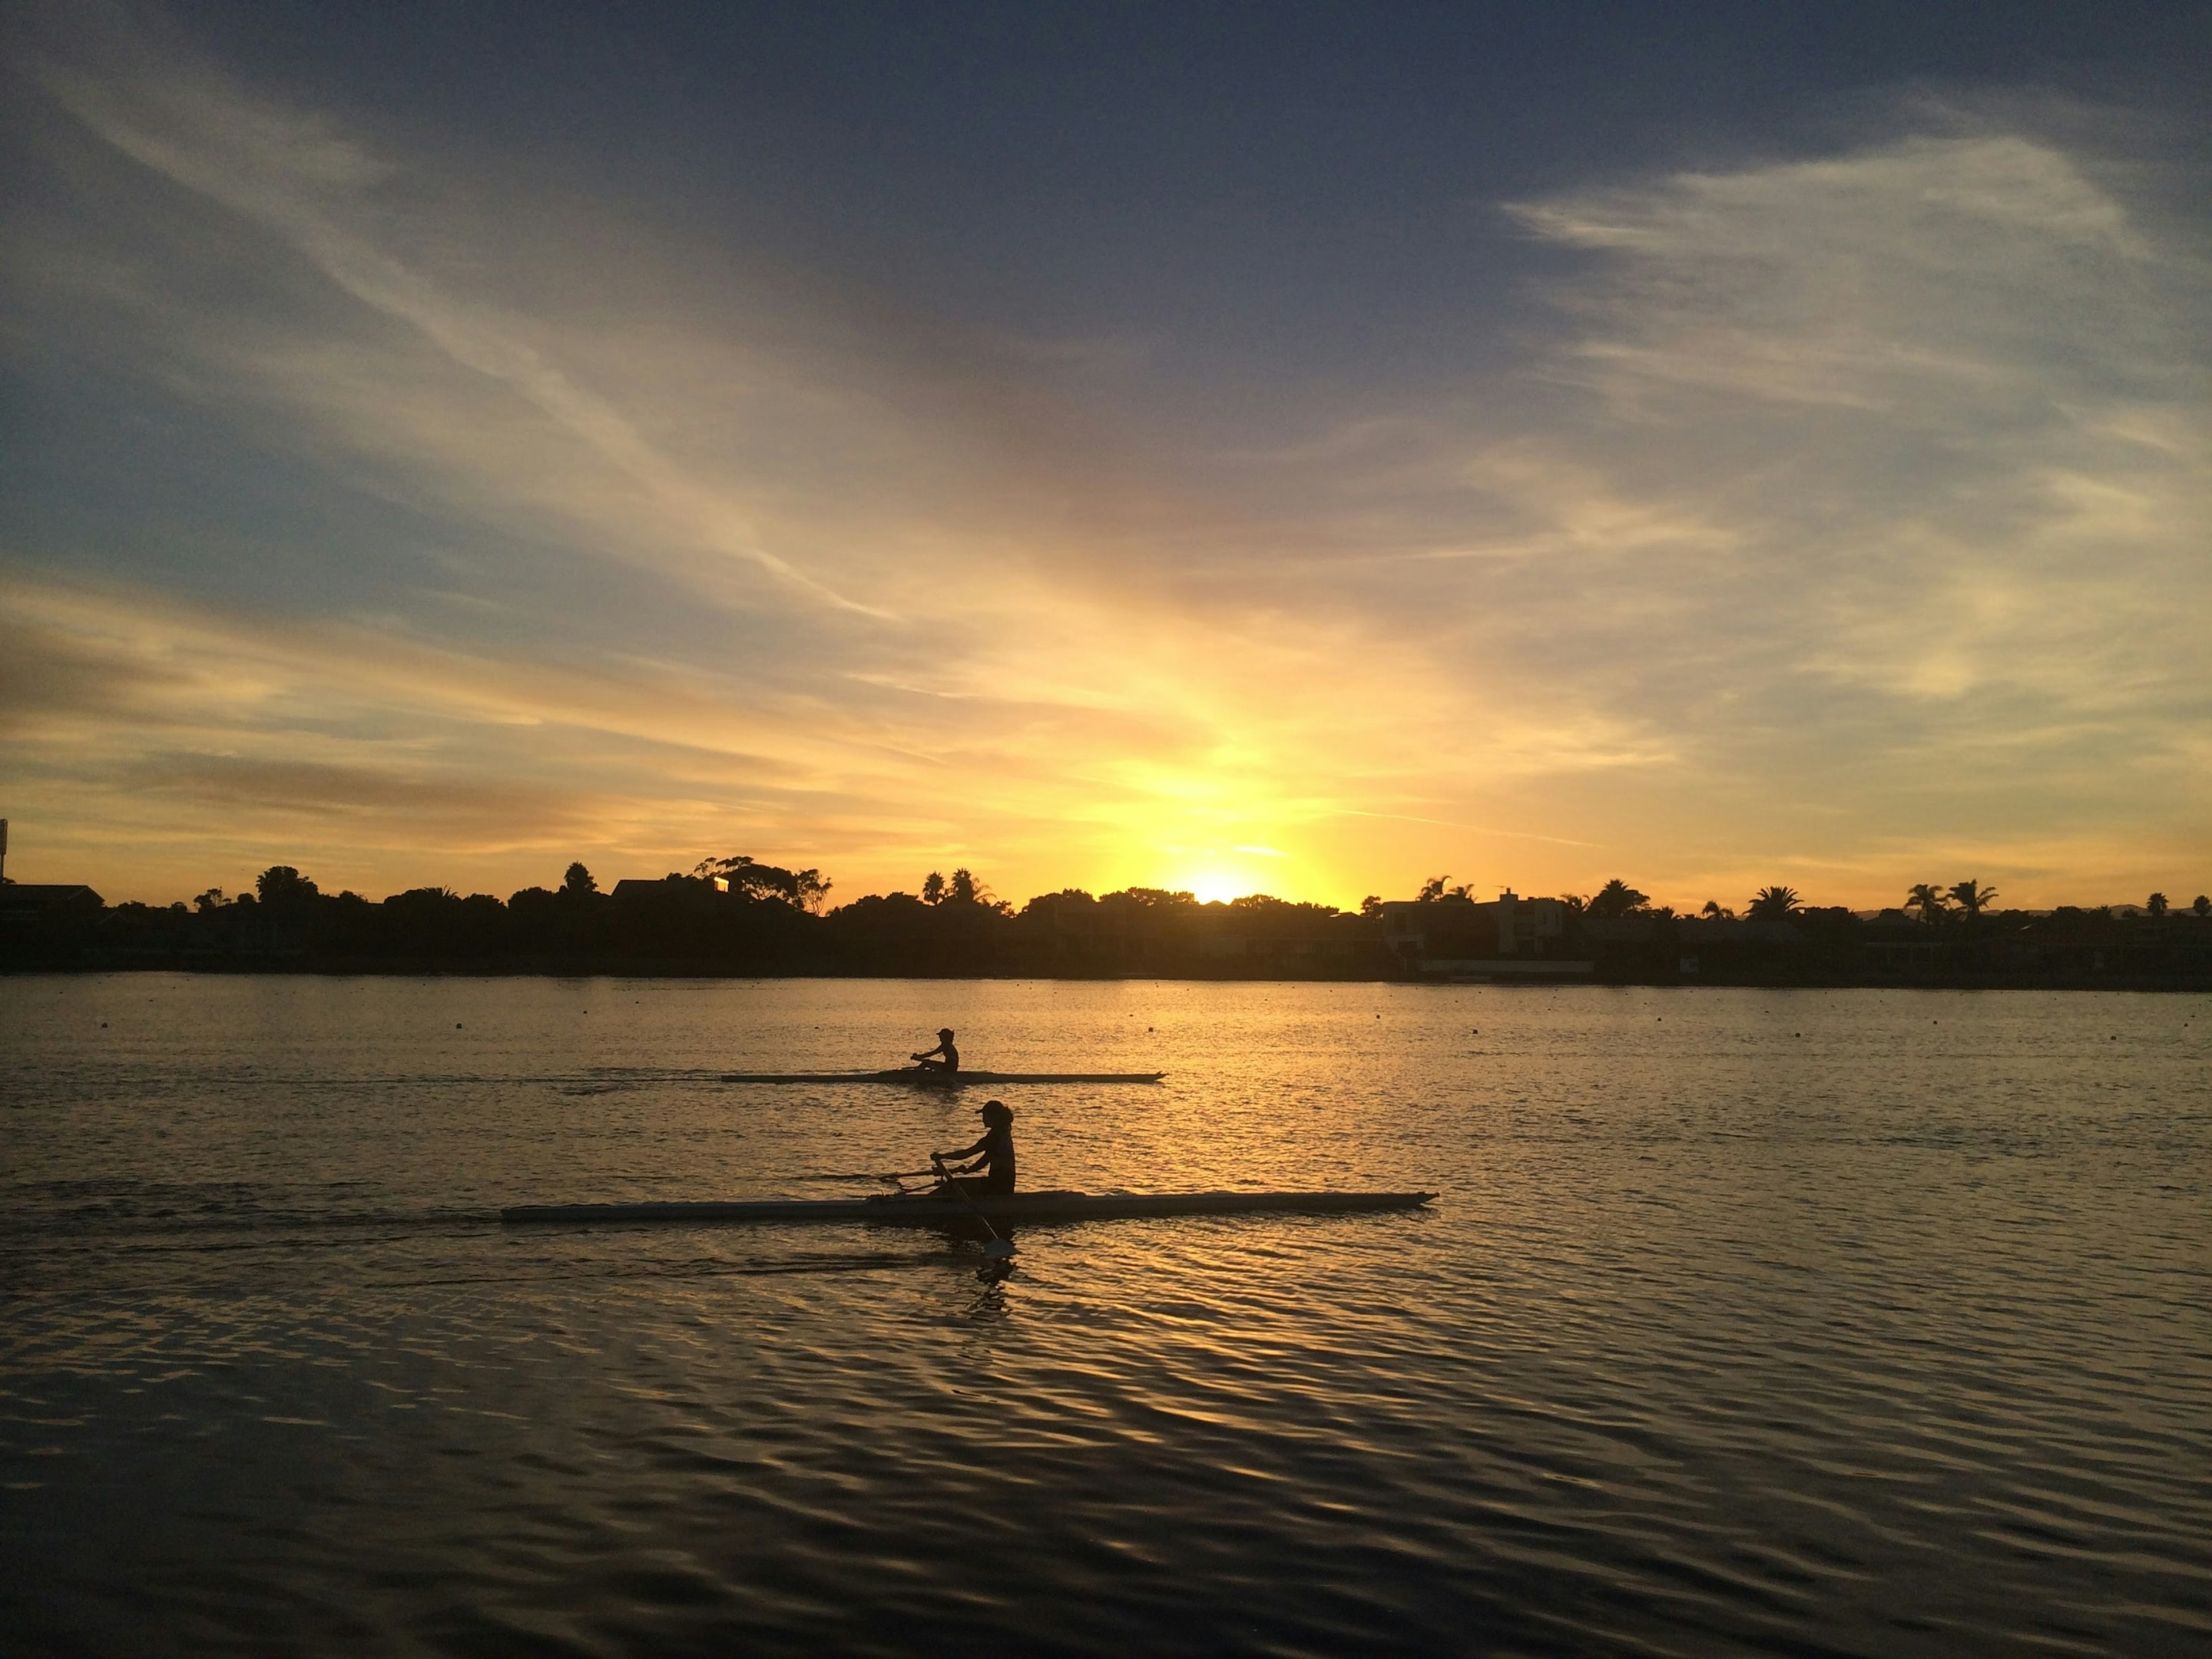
[3,975,2207,1657]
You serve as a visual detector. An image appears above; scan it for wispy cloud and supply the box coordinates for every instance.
[31,7,887,618]
[2,13,2205,906]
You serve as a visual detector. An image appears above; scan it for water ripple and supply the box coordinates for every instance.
[2,977,2208,1656]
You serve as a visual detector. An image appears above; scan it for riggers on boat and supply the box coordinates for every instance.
[719,1069,1167,1086]
[501,1190,1436,1227]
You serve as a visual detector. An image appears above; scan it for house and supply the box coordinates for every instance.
[0,822,104,929]
[0,883,105,929]
[1379,890,1591,980]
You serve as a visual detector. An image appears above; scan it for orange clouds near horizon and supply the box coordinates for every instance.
[3,12,2206,915]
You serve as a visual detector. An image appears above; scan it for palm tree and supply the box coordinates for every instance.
[1588,878,1651,919]
[1906,882,1949,924]
[1747,885,1803,920]
[1945,879,1995,920]
[1700,899,1735,919]
[2147,892,2169,919]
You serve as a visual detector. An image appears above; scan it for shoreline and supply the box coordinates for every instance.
[7,959,2208,992]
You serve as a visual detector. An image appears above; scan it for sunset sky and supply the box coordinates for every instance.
[5,2,2207,912]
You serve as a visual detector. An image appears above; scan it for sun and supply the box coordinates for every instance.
[1185,873,1246,906]
[1172,849,1295,905]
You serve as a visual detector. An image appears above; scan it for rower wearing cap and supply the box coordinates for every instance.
[911,1028,959,1073]
[934,1100,1015,1198]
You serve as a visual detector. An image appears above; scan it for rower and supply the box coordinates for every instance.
[911,1027,959,1073]
[933,1100,1015,1198]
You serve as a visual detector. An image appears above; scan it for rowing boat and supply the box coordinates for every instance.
[718,1069,1167,1086]
[501,1190,1435,1227]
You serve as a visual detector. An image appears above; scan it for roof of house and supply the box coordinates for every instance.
[0,882,104,916]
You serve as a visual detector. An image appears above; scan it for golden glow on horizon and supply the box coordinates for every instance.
[2,19,2206,912]
[1182,872,1251,906]
[1159,846,1303,907]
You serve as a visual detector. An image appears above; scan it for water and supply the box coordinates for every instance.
[3,975,2207,1657]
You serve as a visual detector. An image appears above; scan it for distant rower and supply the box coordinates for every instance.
[934,1100,1015,1197]
[911,1028,959,1073]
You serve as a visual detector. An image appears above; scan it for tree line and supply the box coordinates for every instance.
[1414,872,2210,925]
[6,854,2207,983]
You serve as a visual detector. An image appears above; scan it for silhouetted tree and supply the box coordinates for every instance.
[1700,899,1735,919]
[1227,894,1339,919]
[922,871,946,905]
[256,866,320,907]
[1945,879,1996,920]
[696,856,832,912]
[1359,895,1382,918]
[1906,882,1949,923]
[2147,892,2169,919]
[1746,886,1801,920]
[1104,888,1197,909]
[562,863,598,897]
[1019,888,1095,918]
[1587,879,1650,919]
[940,868,1011,915]
[194,888,228,912]
[2196,895,2210,918]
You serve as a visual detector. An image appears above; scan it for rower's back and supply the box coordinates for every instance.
[969,1099,1015,1194]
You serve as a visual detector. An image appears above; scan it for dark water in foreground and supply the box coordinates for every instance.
[2,975,2207,1657]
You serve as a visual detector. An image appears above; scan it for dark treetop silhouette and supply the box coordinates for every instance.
[4,854,2207,989]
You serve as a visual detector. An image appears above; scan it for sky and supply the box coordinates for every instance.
[4,1,2208,912]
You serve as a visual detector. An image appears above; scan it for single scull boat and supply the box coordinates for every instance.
[501,1190,1435,1227]
[720,1069,1166,1086]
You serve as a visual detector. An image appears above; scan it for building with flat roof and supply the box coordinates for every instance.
[1379,890,1591,980]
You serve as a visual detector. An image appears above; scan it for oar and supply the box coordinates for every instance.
[799,1169,939,1182]
[932,1154,1015,1261]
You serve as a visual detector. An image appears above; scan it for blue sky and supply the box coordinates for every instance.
[5,2,2207,909]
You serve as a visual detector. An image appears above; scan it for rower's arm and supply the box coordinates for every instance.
[935,1134,987,1162]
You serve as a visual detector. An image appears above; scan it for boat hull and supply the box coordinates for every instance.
[501,1190,1435,1227]
[719,1070,1166,1086]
